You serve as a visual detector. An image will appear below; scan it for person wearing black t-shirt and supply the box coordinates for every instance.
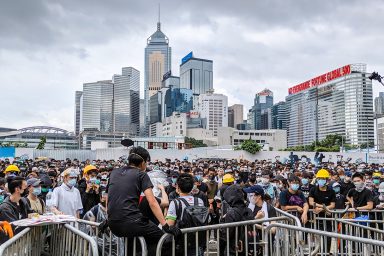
[347,173,373,215]
[107,147,180,256]
[279,175,308,224]
[308,169,335,251]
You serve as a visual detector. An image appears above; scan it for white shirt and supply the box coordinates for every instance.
[52,183,83,217]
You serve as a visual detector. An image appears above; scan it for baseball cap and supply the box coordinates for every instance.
[243,185,265,197]
[27,178,42,187]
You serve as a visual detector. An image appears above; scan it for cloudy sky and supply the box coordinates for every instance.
[1,0,384,132]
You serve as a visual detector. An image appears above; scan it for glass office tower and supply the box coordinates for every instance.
[286,64,374,147]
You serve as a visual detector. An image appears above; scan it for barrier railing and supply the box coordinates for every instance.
[76,219,147,256]
[0,226,45,256]
[264,222,384,256]
[155,216,291,256]
[50,223,99,256]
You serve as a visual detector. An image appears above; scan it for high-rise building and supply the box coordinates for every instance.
[112,67,140,135]
[81,80,114,132]
[144,18,172,135]
[74,91,83,136]
[198,92,228,136]
[180,52,213,108]
[286,64,374,147]
[260,108,272,129]
[79,67,140,139]
[375,92,384,118]
[271,101,287,130]
[248,89,274,130]
[139,99,145,136]
[228,104,244,128]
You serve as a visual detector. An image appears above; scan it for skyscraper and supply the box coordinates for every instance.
[286,64,373,147]
[248,89,274,130]
[198,92,228,136]
[271,101,287,130]
[81,80,114,132]
[180,52,213,109]
[74,91,83,136]
[228,104,244,128]
[112,67,140,135]
[144,16,172,135]
[375,92,384,118]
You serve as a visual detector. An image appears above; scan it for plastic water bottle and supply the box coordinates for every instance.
[45,189,53,214]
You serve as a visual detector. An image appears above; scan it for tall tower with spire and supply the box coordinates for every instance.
[143,6,172,135]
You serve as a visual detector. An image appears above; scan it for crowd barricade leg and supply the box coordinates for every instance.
[264,222,384,256]
[0,226,47,256]
[76,219,147,256]
[155,216,290,256]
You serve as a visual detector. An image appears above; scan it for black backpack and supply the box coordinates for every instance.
[175,197,209,228]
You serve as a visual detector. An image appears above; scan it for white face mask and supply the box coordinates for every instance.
[250,194,258,205]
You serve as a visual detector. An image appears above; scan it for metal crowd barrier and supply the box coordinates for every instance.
[0,226,45,256]
[155,216,291,256]
[264,222,384,256]
[50,223,99,256]
[76,219,147,256]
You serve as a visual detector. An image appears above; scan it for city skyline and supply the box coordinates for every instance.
[1,0,384,132]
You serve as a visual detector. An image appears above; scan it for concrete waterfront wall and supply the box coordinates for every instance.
[12,147,384,163]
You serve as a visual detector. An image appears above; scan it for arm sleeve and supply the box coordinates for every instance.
[52,188,59,208]
[308,187,315,199]
[165,200,177,221]
[0,206,17,222]
[366,190,373,202]
[139,172,153,192]
[329,190,336,203]
[76,190,84,210]
[279,190,288,206]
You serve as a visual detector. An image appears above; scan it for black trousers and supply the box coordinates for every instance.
[109,218,166,256]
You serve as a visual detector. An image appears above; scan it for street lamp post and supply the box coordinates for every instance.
[369,71,384,154]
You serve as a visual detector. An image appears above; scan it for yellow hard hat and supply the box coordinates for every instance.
[83,165,98,175]
[373,172,381,178]
[223,174,235,183]
[4,165,20,173]
[316,169,330,179]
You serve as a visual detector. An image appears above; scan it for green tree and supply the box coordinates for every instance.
[36,136,46,150]
[234,139,262,154]
[185,137,207,148]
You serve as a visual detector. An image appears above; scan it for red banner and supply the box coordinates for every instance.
[288,65,351,95]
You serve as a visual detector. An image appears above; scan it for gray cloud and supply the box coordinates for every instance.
[0,0,383,131]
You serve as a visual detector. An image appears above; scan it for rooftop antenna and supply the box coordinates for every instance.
[157,3,161,31]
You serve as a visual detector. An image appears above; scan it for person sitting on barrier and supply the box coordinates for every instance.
[332,182,346,210]
[107,147,180,256]
[347,172,373,214]
[23,178,45,215]
[279,175,308,224]
[51,169,83,218]
[78,165,100,218]
[220,184,254,256]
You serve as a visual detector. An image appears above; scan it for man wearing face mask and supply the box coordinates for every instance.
[347,173,373,214]
[280,175,308,224]
[332,182,346,210]
[0,177,32,225]
[23,178,45,214]
[340,171,354,196]
[371,172,381,197]
[308,169,336,215]
[300,173,312,199]
[51,169,83,218]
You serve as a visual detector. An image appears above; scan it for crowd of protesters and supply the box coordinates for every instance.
[1,149,384,255]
